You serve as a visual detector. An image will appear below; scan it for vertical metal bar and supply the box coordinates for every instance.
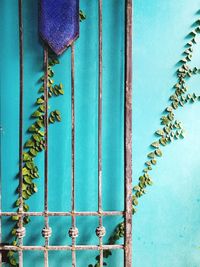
[0,128,2,264]
[0,81,3,265]
[124,0,132,266]
[71,43,77,267]
[18,0,24,266]
[43,46,49,267]
[98,0,104,266]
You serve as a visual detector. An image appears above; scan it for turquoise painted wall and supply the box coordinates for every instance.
[1,0,200,267]
[134,1,200,267]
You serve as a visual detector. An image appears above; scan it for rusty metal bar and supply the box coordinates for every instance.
[0,244,124,251]
[98,0,103,214]
[70,43,78,267]
[97,1,105,266]
[0,211,124,216]
[43,46,50,267]
[124,0,133,266]
[0,121,2,264]
[18,1,25,266]
[71,44,75,216]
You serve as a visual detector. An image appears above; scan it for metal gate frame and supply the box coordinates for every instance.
[0,0,132,266]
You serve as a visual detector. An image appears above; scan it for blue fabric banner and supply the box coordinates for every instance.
[39,0,79,55]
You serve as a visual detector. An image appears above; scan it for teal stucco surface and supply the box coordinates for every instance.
[134,1,200,267]
[1,0,200,267]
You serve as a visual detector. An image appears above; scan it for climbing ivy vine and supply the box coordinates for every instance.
[7,50,63,266]
[89,16,200,267]
[6,10,86,267]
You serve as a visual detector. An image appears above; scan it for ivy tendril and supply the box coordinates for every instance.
[7,50,64,266]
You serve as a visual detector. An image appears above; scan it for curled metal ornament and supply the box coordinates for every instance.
[68,227,79,238]
[42,227,52,238]
[16,227,26,239]
[95,226,106,238]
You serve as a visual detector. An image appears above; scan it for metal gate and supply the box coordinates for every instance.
[0,0,132,266]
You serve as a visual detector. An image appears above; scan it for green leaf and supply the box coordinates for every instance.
[32,110,43,118]
[36,97,44,104]
[48,78,54,84]
[147,179,153,186]
[155,130,165,136]
[25,139,35,148]
[144,173,150,178]
[26,189,32,196]
[79,10,86,21]
[139,176,145,182]
[159,138,167,146]
[33,134,41,142]
[28,124,37,133]
[38,86,44,93]
[32,183,38,193]
[23,216,30,224]
[26,162,34,169]
[22,167,29,176]
[33,172,39,178]
[49,116,55,123]
[56,115,61,122]
[22,191,29,200]
[59,83,63,89]
[133,186,140,191]
[12,240,17,246]
[132,206,136,214]
[48,69,54,77]
[39,105,45,112]
[58,89,64,95]
[50,111,55,117]
[36,119,44,128]
[147,152,155,158]
[23,203,29,212]
[30,148,38,157]
[24,176,32,185]
[15,198,21,207]
[151,141,159,148]
[132,197,138,206]
[168,112,175,121]
[163,127,170,134]
[155,149,162,157]
[22,183,27,191]
[9,258,17,266]
[151,159,157,165]
[11,215,19,221]
[55,110,60,115]
[7,251,14,257]
[161,116,170,125]
[38,131,45,137]
[172,101,179,109]
[180,57,187,63]
[180,130,186,138]
[166,106,173,112]
[53,88,59,96]
[23,152,32,162]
